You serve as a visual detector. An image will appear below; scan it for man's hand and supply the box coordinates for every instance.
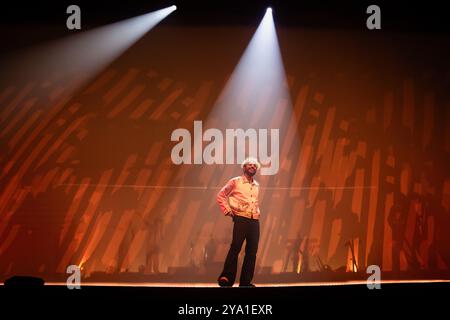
[226,211,235,217]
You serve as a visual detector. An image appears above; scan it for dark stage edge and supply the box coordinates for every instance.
[1,281,449,318]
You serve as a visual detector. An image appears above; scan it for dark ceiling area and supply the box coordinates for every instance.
[0,0,448,32]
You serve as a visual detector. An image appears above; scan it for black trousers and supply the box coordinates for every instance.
[219,215,260,286]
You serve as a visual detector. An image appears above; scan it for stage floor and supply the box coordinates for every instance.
[1,279,449,318]
[24,278,449,288]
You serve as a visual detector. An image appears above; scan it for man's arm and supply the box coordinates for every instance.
[216,178,235,216]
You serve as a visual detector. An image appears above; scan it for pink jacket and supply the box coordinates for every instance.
[216,175,261,220]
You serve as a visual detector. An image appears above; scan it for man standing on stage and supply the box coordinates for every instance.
[216,157,261,287]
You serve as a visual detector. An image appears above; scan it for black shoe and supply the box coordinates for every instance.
[239,283,256,287]
[218,276,231,287]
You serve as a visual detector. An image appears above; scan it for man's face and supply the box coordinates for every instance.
[243,163,257,177]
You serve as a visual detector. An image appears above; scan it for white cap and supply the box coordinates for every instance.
[241,157,261,170]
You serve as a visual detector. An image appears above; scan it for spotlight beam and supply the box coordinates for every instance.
[1,6,177,93]
[201,5,293,176]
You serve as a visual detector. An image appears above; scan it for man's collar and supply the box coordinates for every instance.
[241,175,259,186]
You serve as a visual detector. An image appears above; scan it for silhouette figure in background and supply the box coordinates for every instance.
[300,237,311,273]
[388,193,409,273]
[146,216,163,274]
[406,194,427,270]
[283,235,304,273]
[419,190,442,270]
[328,198,361,271]
[291,236,302,273]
